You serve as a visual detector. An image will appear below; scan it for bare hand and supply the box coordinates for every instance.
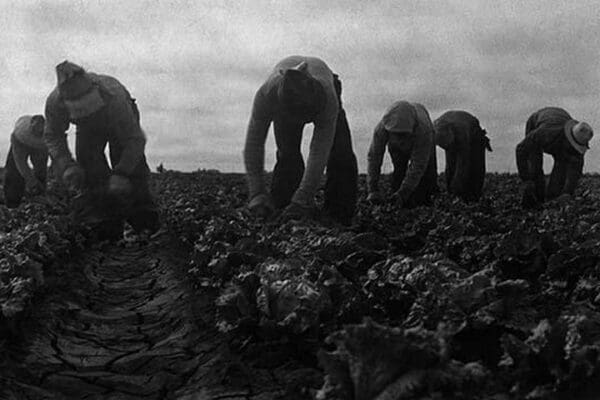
[366,191,383,205]
[279,202,314,222]
[248,194,274,218]
[26,179,45,195]
[554,193,572,203]
[62,165,85,191]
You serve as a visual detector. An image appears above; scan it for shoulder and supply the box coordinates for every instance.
[12,115,46,149]
[45,87,64,111]
[382,101,414,123]
[275,55,336,92]
[274,55,332,74]
[444,110,478,124]
[535,107,571,121]
[91,73,132,102]
[436,110,480,133]
[14,115,32,129]
[258,73,280,100]
[91,73,126,90]
[11,116,31,143]
[412,103,434,130]
[251,78,278,118]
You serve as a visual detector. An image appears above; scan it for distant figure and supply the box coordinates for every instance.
[434,110,492,201]
[516,107,593,207]
[367,101,438,207]
[243,55,358,225]
[3,115,48,208]
[44,61,160,239]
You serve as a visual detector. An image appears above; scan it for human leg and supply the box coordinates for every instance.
[271,117,305,209]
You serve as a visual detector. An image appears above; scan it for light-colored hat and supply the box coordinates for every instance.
[565,120,593,154]
[55,61,105,119]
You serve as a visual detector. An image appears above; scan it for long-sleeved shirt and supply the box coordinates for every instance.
[516,107,582,193]
[44,73,146,177]
[243,55,339,206]
[367,101,435,199]
[10,116,48,183]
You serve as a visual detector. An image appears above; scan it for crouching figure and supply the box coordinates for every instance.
[3,115,48,207]
[516,107,593,208]
[243,55,358,225]
[44,61,160,239]
[434,110,491,201]
[367,101,438,208]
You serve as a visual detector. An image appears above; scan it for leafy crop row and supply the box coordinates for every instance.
[138,171,600,398]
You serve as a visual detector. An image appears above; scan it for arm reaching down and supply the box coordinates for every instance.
[395,121,434,202]
[244,87,273,199]
[44,90,75,177]
[291,111,337,206]
[563,154,584,195]
[10,138,36,184]
[516,129,544,182]
[366,122,389,193]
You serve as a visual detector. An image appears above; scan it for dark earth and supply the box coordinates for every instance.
[1,171,600,399]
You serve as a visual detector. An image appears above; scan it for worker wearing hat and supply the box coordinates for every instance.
[516,107,593,208]
[434,110,492,202]
[367,101,438,207]
[244,55,358,225]
[44,61,159,238]
[3,115,48,208]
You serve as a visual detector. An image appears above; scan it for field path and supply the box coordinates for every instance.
[1,236,283,399]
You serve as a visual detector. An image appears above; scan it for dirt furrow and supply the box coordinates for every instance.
[1,237,282,399]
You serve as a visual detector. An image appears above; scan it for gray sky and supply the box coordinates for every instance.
[1,0,598,173]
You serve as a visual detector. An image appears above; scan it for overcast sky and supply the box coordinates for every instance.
[0,0,598,173]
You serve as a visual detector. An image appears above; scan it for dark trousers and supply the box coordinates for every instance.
[389,146,438,207]
[73,113,159,238]
[531,156,582,201]
[270,77,358,224]
[445,136,487,202]
[3,147,48,208]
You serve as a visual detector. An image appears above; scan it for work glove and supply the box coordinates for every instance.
[248,193,274,218]
[26,178,45,196]
[520,181,540,209]
[62,165,85,191]
[550,193,572,205]
[279,201,315,222]
[108,174,133,197]
[366,190,383,205]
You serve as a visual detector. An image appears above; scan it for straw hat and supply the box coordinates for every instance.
[55,61,105,119]
[565,120,593,154]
